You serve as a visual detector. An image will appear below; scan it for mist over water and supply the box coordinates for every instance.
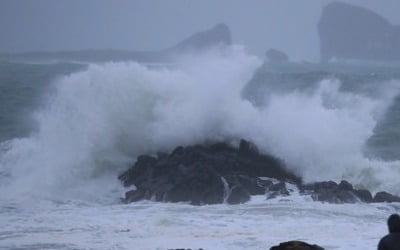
[1,47,400,203]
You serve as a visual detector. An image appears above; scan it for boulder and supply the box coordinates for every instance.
[270,240,324,250]
[373,191,400,203]
[318,2,400,61]
[300,180,372,203]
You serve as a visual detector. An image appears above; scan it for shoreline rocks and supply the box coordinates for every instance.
[119,139,400,205]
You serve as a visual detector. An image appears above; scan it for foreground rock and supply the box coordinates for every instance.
[318,2,400,61]
[119,139,299,205]
[119,139,400,205]
[270,240,324,250]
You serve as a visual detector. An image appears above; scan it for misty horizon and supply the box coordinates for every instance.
[1,0,400,61]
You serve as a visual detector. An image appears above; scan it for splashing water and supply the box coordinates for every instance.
[1,46,400,202]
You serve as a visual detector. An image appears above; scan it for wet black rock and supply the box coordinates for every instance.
[123,188,146,203]
[301,180,373,203]
[119,139,400,205]
[374,191,400,203]
[226,185,251,204]
[267,182,290,199]
[270,240,325,250]
[119,139,299,205]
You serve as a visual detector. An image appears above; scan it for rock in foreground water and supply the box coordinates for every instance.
[119,139,299,205]
[270,240,324,250]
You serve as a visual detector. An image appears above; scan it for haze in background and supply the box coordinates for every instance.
[1,0,400,61]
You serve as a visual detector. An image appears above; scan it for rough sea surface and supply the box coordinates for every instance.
[1,47,400,249]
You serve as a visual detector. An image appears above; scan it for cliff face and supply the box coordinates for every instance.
[318,2,400,61]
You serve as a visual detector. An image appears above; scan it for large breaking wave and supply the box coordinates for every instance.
[1,46,400,201]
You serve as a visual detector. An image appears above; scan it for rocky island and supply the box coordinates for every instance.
[318,2,400,62]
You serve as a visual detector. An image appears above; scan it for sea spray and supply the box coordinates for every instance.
[1,47,400,202]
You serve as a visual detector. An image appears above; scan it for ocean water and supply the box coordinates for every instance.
[1,47,400,249]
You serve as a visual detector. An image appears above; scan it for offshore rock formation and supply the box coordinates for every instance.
[119,139,400,205]
[318,2,400,62]
[167,23,231,53]
[266,48,289,63]
[0,23,232,62]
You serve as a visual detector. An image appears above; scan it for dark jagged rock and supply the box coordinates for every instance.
[354,189,374,203]
[270,240,325,250]
[266,49,289,63]
[119,139,400,205]
[267,182,290,199]
[374,191,400,203]
[226,185,251,204]
[123,188,146,203]
[301,180,372,204]
[119,139,299,205]
[318,2,400,62]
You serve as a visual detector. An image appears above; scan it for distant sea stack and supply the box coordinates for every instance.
[167,23,232,53]
[265,48,289,63]
[0,23,232,62]
[318,2,400,62]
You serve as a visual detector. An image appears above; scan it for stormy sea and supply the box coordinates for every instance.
[1,47,400,250]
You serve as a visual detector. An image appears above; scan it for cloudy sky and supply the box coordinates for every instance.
[1,0,400,60]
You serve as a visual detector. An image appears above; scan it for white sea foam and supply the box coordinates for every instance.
[0,198,397,250]
[1,46,400,202]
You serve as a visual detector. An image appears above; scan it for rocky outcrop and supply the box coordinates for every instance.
[301,180,373,203]
[167,23,231,53]
[301,180,400,203]
[119,139,299,205]
[374,191,400,203]
[119,139,400,205]
[318,2,400,61]
[270,240,324,250]
[266,49,289,63]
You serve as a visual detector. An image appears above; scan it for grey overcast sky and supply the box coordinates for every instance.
[1,0,400,60]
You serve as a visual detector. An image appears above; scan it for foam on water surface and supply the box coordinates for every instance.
[1,198,398,250]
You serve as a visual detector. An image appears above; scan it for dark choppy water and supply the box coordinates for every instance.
[0,61,85,141]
